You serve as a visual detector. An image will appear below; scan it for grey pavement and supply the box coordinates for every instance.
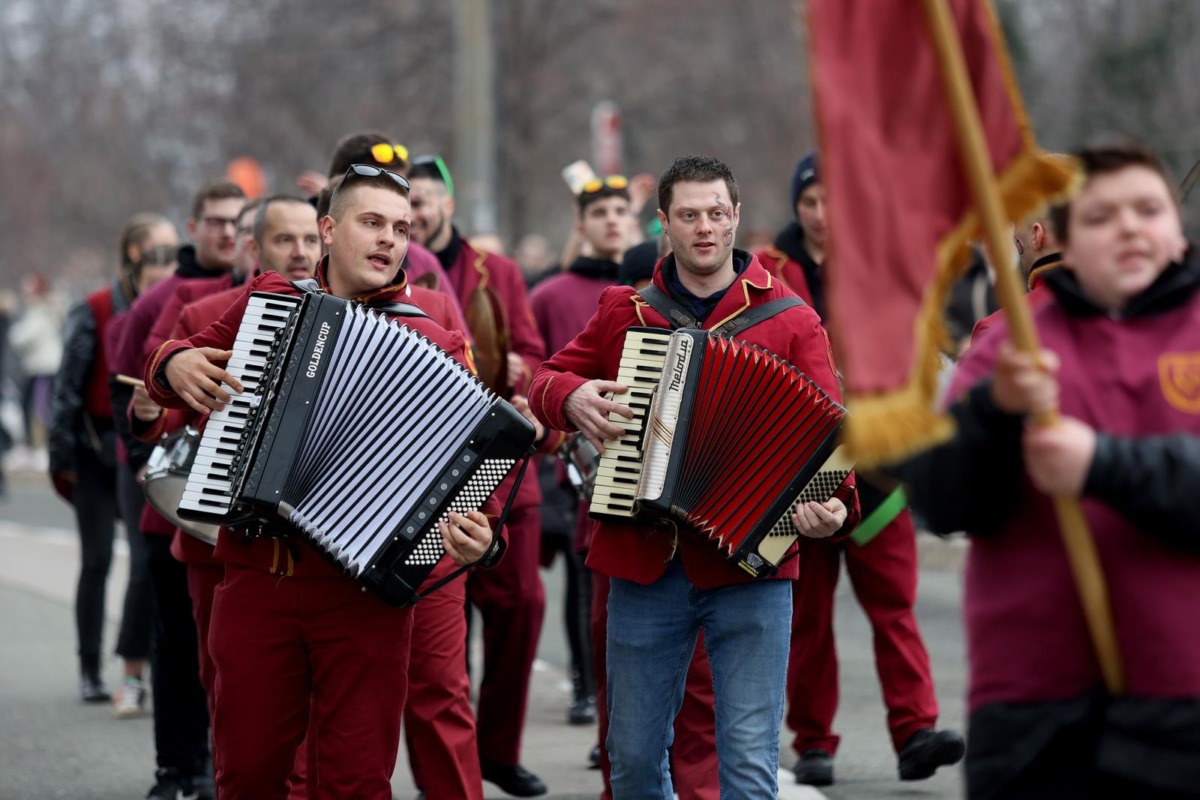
[0,469,966,800]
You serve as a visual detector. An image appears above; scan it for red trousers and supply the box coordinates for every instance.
[592,571,719,800]
[787,510,939,756]
[188,558,307,799]
[404,570,483,800]
[185,562,223,715]
[208,565,413,800]
[466,503,546,765]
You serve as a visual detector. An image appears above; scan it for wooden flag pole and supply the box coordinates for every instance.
[919,0,1124,694]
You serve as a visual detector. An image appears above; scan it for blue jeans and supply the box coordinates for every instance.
[606,561,791,799]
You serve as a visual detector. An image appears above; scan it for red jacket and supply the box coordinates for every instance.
[144,264,483,578]
[755,245,817,310]
[530,254,859,588]
[447,235,546,509]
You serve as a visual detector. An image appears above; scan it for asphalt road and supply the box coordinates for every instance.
[0,468,967,800]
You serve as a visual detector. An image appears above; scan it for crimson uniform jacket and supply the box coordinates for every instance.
[967,254,1062,347]
[900,256,1200,795]
[143,274,237,363]
[445,233,546,509]
[143,262,494,579]
[530,252,859,589]
[755,221,824,317]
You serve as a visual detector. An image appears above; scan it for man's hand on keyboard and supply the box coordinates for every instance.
[164,347,242,415]
[563,379,633,454]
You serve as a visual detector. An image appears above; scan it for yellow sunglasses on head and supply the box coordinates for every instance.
[370,142,410,165]
[581,175,629,193]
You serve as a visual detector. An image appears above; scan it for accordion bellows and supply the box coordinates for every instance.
[591,328,849,576]
[178,291,534,605]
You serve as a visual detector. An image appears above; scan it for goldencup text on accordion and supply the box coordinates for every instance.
[590,327,852,577]
[176,291,536,605]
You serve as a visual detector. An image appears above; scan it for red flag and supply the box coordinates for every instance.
[809,0,1074,465]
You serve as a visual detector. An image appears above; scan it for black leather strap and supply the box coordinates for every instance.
[637,286,804,336]
[289,278,429,319]
[637,285,699,329]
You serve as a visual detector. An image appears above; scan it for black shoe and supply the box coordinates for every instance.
[793,749,834,786]
[80,671,111,703]
[479,758,548,797]
[145,769,188,800]
[568,695,597,725]
[587,744,601,769]
[898,728,965,781]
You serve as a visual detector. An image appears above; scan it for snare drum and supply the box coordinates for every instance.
[144,427,220,545]
[559,433,601,501]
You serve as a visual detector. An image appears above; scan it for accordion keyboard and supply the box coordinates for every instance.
[179,293,302,520]
[590,328,672,518]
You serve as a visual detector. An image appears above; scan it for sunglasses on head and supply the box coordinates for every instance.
[138,244,178,268]
[410,154,455,199]
[369,142,409,166]
[331,164,412,204]
[581,175,629,194]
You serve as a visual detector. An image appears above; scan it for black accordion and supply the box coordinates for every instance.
[177,291,535,605]
[590,327,852,577]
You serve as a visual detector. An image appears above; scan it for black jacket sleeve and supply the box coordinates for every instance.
[888,380,1025,536]
[110,379,155,472]
[1085,432,1200,554]
[48,300,96,474]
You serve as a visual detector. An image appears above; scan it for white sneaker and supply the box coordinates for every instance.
[113,677,146,719]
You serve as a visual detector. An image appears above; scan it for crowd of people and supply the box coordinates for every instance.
[22,128,1199,800]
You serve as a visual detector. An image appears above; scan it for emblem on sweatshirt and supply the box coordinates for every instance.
[1158,353,1200,413]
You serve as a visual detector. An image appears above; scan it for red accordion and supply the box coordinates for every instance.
[591,327,851,577]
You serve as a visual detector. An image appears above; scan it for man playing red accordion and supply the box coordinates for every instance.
[530,154,860,799]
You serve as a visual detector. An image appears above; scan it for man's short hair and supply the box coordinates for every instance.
[251,195,312,245]
[327,131,409,178]
[238,198,264,228]
[326,170,410,222]
[1049,142,1175,243]
[190,180,246,221]
[657,155,739,214]
[578,182,631,214]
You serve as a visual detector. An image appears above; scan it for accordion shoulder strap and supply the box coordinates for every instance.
[636,285,699,329]
[288,278,430,319]
[290,278,322,294]
[638,285,805,337]
[710,297,805,337]
[366,301,430,319]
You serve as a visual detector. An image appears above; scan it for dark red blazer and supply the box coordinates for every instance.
[530,254,859,588]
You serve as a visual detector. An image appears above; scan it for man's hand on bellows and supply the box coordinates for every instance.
[441,510,493,566]
[164,348,241,416]
[563,380,633,453]
[792,497,847,539]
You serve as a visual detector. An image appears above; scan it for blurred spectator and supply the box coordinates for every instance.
[9,273,66,455]
[0,289,15,492]
[469,232,508,257]
[515,233,555,285]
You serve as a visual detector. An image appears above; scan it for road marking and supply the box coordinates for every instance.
[778,768,829,800]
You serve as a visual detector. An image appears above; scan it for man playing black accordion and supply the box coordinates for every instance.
[143,165,501,800]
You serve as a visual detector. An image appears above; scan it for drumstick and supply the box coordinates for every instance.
[115,374,146,389]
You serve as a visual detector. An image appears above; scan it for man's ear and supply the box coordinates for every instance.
[657,208,668,234]
[320,215,336,247]
[1030,221,1046,253]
